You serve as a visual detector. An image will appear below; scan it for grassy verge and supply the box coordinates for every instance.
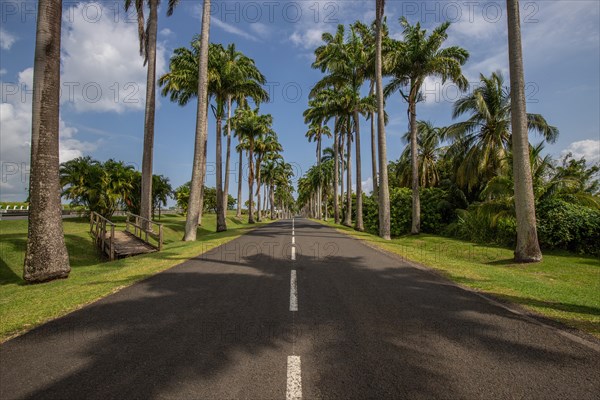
[0,212,268,342]
[315,219,600,339]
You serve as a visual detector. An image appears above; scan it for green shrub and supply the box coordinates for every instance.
[362,187,456,236]
[537,199,600,255]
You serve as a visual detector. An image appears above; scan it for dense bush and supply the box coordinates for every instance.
[363,187,457,236]
[448,206,517,247]
[537,199,600,255]
[448,199,600,255]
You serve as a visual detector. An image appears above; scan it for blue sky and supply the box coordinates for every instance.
[1,0,599,204]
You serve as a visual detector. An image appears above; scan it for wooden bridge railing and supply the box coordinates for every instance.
[90,211,116,260]
[126,213,163,251]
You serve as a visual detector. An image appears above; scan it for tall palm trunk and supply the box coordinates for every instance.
[344,119,353,226]
[184,0,210,241]
[507,0,542,262]
[340,127,345,219]
[236,149,243,217]
[256,156,262,222]
[197,135,208,226]
[409,84,420,234]
[333,116,340,223]
[248,146,255,223]
[263,184,268,213]
[140,0,158,226]
[323,191,328,221]
[270,184,275,219]
[317,134,322,219]
[215,114,226,232]
[24,0,70,282]
[354,110,364,231]
[223,96,232,221]
[370,81,378,197]
[376,0,391,240]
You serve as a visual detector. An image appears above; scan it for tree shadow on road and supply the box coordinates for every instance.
[1,221,598,399]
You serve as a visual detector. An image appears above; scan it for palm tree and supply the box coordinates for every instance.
[160,42,268,230]
[232,108,274,223]
[254,132,282,221]
[303,112,332,219]
[24,0,70,282]
[506,0,542,262]
[385,17,469,234]
[375,0,391,240]
[312,24,373,231]
[125,0,180,226]
[313,25,346,224]
[183,0,210,241]
[222,45,268,225]
[396,121,446,188]
[447,72,558,194]
[307,88,341,222]
[210,45,269,231]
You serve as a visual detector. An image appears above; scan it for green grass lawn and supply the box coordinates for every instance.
[316,219,600,339]
[0,212,268,342]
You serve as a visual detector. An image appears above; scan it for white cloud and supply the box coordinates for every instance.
[0,28,17,50]
[560,140,600,164]
[0,69,98,201]
[159,28,174,38]
[211,17,259,42]
[60,2,167,113]
[362,177,374,193]
[289,28,326,50]
[249,23,271,40]
[18,67,33,88]
[0,69,7,76]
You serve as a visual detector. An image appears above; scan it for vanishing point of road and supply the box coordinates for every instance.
[1,219,598,399]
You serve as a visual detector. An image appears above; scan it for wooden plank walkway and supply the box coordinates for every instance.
[90,212,163,260]
[109,231,157,258]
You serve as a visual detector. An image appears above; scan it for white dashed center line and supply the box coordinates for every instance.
[286,355,302,400]
[290,270,298,312]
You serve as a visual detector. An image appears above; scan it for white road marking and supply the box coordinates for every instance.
[290,270,298,311]
[291,246,296,261]
[292,236,295,244]
[286,356,302,400]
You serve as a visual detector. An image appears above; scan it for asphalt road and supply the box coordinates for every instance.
[1,218,598,399]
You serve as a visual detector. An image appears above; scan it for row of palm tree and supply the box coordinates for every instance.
[159,40,271,232]
[299,0,549,263]
[23,0,546,282]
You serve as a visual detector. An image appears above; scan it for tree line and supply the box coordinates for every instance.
[24,0,292,282]
[297,2,599,260]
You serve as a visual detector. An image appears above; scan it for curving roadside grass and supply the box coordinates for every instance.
[0,212,269,342]
[314,219,600,339]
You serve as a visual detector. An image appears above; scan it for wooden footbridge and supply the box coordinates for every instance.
[90,212,163,261]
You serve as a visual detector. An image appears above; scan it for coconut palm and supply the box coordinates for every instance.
[396,121,446,188]
[385,17,469,234]
[447,72,558,195]
[506,0,542,262]
[125,0,180,226]
[24,0,70,282]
